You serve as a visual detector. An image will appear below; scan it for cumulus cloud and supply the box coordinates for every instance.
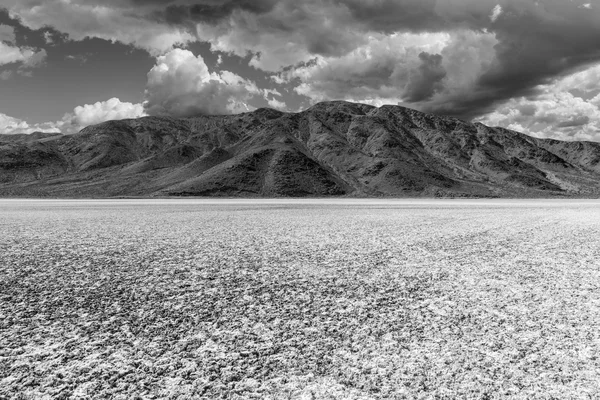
[284,31,496,110]
[0,112,61,135]
[475,64,600,141]
[0,98,147,135]
[5,0,600,140]
[0,113,30,134]
[63,97,146,129]
[144,48,261,117]
[192,0,600,122]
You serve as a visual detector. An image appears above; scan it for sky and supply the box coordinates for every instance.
[1,0,600,141]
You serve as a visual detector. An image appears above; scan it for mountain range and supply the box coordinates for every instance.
[2,101,600,198]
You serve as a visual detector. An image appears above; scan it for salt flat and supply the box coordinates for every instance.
[1,199,600,399]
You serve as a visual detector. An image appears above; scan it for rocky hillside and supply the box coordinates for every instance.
[2,101,600,198]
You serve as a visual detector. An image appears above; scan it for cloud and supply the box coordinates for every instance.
[0,98,147,135]
[0,24,16,44]
[20,48,47,69]
[2,89,286,135]
[6,0,195,56]
[158,0,278,25]
[0,113,30,134]
[267,97,287,110]
[334,0,445,33]
[403,52,446,102]
[64,97,146,129]
[454,0,600,119]
[490,5,503,23]
[0,19,48,74]
[0,41,47,72]
[0,41,28,65]
[556,115,590,128]
[475,64,600,141]
[144,48,261,117]
[43,31,54,45]
[4,0,600,137]
[191,0,600,121]
[195,1,366,72]
[285,31,494,109]
[0,112,61,135]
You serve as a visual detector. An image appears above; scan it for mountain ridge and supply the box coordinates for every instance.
[2,100,600,198]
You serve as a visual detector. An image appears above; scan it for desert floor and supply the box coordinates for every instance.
[1,199,600,399]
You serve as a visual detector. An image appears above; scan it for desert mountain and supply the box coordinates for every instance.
[2,101,600,198]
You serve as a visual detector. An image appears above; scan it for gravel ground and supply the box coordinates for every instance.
[1,199,600,399]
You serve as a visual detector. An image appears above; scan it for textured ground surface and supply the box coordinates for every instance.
[1,199,600,399]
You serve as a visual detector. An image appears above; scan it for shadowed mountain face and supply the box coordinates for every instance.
[2,101,600,198]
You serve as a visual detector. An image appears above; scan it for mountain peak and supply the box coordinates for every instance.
[2,101,600,198]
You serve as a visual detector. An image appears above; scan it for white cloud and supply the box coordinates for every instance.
[554,63,600,95]
[475,63,600,141]
[0,98,146,135]
[0,42,46,67]
[267,97,287,110]
[0,32,47,78]
[0,112,61,135]
[8,1,195,56]
[0,113,30,134]
[21,48,47,69]
[0,24,16,44]
[490,5,503,23]
[3,0,600,138]
[282,30,498,111]
[144,48,261,117]
[285,33,449,103]
[591,93,600,108]
[63,97,146,128]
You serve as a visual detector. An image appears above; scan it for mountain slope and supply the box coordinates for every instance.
[2,101,600,198]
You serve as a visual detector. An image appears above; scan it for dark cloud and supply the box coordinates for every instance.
[184,0,600,121]
[403,52,446,103]
[334,1,600,122]
[0,24,16,44]
[517,104,537,117]
[333,0,444,33]
[5,0,600,128]
[556,115,590,128]
[424,0,600,119]
[41,0,277,25]
[159,0,277,25]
